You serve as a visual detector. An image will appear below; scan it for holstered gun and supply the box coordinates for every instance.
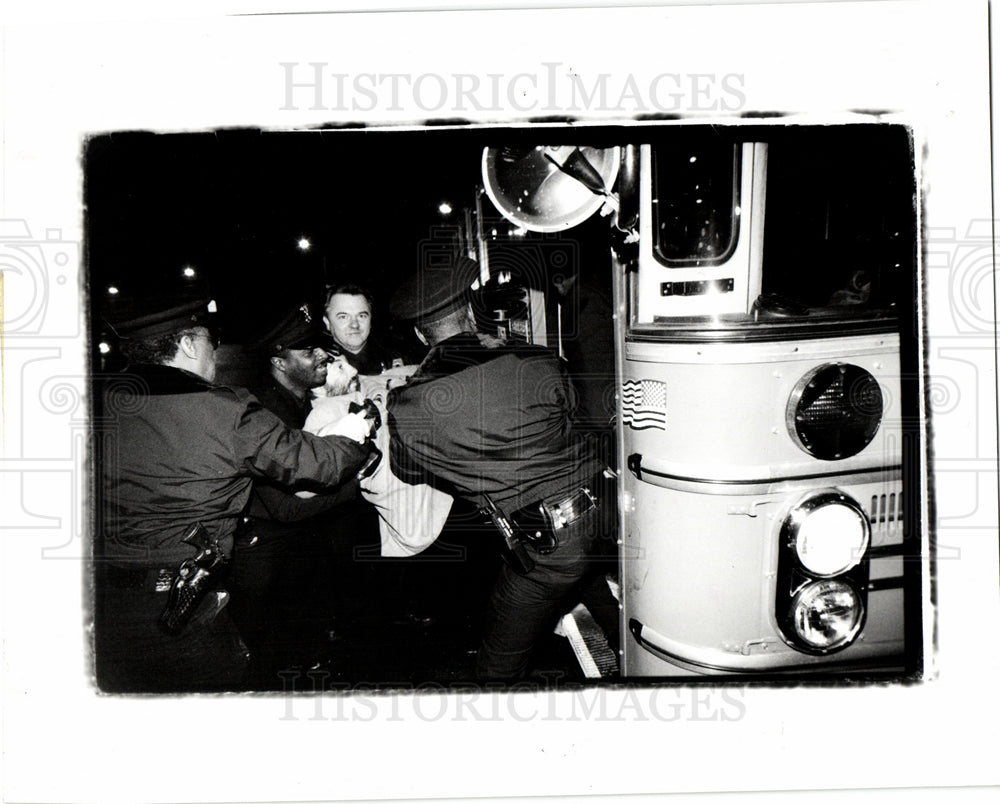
[480,493,534,575]
[158,523,227,635]
[349,398,383,480]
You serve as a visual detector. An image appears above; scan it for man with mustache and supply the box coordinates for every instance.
[96,295,373,692]
[228,301,374,687]
[306,356,451,560]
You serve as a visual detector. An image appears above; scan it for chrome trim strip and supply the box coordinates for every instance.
[626,319,899,345]
[628,618,900,675]
[627,457,902,496]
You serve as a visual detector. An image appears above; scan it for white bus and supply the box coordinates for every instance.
[482,124,923,678]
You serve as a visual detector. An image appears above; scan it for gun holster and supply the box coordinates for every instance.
[158,524,227,635]
[480,493,535,575]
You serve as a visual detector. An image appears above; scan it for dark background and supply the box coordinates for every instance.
[86,128,493,346]
[85,124,916,350]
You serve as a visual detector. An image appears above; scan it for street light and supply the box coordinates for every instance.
[297,237,312,251]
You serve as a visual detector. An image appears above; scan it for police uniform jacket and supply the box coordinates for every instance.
[101,363,369,569]
[244,377,359,533]
[387,332,599,514]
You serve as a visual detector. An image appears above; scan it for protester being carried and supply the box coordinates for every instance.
[302,350,452,558]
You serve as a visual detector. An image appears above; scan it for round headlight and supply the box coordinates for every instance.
[790,579,864,652]
[789,493,870,577]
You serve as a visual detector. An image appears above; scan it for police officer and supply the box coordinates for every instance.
[387,256,617,680]
[227,302,368,687]
[96,292,374,692]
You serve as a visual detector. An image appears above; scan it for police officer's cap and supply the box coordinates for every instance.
[107,290,217,341]
[254,302,333,355]
[390,256,481,323]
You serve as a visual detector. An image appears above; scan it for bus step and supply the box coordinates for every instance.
[557,603,619,679]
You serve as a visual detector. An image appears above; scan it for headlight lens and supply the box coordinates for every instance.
[792,498,870,577]
[791,579,864,651]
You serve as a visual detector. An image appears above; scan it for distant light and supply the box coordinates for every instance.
[438,202,453,216]
[207,299,218,313]
[689,156,698,163]
[98,342,111,354]
[511,226,528,238]
[297,237,312,251]
[107,286,119,295]
[182,266,196,278]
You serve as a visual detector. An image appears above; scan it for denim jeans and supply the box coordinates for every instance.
[475,503,612,680]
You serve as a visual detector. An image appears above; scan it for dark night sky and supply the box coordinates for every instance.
[85,123,915,348]
[85,128,497,343]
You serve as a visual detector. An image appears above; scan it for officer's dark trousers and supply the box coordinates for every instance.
[96,583,249,693]
[228,522,338,686]
[475,504,608,680]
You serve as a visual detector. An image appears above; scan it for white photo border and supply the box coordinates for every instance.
[2,2,997,802]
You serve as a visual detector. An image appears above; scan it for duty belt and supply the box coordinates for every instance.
[102,564,175,593]
[510,468,617,551]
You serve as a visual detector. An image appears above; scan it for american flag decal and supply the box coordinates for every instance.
[621,379,667,431]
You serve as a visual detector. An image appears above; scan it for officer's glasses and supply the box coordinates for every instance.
[187,330,221,350]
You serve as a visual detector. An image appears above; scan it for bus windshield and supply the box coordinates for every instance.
[633,125,915,340]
